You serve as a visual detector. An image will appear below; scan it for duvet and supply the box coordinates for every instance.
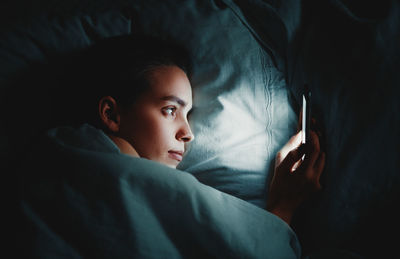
[16,124,301,258]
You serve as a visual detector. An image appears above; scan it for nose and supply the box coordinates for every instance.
[176,120,194,143]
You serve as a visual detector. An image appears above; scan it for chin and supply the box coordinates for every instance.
[161,160,178,169]
[160,157,179,169]
[166,163,177,169]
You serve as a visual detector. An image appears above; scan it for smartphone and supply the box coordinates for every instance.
[302,88,311,145]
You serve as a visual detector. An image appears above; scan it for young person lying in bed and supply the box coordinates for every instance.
[77,34,325,226]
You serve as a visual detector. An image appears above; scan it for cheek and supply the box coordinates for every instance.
[133,111,175,150]
[149,118,175,147]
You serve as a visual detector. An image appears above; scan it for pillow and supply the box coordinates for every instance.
[1,0,297,208]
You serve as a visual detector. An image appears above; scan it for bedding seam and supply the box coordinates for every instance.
[260,47,272,161]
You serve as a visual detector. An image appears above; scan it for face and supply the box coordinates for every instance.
[117,65,194,168]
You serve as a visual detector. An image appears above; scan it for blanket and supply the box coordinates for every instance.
[16,124,301,258]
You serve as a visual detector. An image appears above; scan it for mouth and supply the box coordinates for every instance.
[168,150,184,162]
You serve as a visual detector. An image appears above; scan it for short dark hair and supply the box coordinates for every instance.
[68,33,192,126]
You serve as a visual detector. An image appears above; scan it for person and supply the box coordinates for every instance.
[95,63,193,168]
[70,34,325,225]
[17,33,324,258]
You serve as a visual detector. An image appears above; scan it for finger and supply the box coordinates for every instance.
[295,151,324,190]
[314,151,326,180]
[311,117,317,133]
[291,158,303,173]
[279,145,305,173]
[311,117,316,125]
[311,118,323,138]
[297,131,320,176]
[280,131,302,155]
[306,130,320,166]
[276,131,302,166]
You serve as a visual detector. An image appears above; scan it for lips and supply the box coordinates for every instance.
[168,150,183,162]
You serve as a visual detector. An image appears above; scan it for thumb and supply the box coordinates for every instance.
[279,145,305,173]
[276,131,302,166]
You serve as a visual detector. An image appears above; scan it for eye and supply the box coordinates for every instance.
[162,106,177,117]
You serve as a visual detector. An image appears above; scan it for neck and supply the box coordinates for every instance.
[108,134,139,158]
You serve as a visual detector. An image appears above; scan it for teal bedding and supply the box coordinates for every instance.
[17,124,300,258]
[3,0,399,258]
[1,0,297,210]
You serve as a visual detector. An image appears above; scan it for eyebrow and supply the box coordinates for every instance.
[161,95,187,107]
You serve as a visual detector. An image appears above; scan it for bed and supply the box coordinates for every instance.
[3,0,399,258]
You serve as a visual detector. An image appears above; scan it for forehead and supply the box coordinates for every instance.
[146,65,192,106]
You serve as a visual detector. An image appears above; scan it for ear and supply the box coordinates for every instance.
[98,96,120,133]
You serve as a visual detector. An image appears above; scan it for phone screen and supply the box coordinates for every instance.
[302,90,311,144]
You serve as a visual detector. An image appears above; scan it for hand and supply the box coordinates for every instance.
[266,130,325,224]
